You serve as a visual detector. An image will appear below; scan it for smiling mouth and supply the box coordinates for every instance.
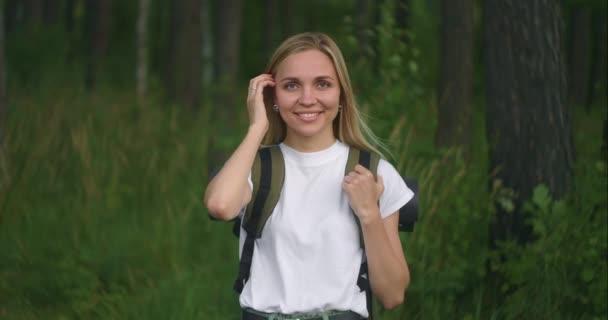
[295,112,322,121]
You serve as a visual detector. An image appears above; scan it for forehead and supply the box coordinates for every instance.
[275,49,338,79]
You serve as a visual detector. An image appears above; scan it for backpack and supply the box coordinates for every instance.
[210,145,419,319]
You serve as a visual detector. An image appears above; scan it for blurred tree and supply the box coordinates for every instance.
[435,0,473,160]
[84,0,112,90]
[208,0,242,169]
[42,0,59,25]
[591,12,607,105]
[394,0,410,44]
[567,5,592,109]
[24,0,43,27]
[355,0,372,64]
[371,0,384,77]
[65,0,76,63]
[65,0,74,32]
[136,0,149,101]
[263,0,279,59]
[0,0,5,127]
[166,0,202,110]
[483,0,573,245]
[4,0,18,32]
[201,0,213,90]
[280,0,295,38]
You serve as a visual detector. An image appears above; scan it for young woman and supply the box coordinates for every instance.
[205,32,413,320]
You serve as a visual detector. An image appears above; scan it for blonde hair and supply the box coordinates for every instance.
[262,32,387,158]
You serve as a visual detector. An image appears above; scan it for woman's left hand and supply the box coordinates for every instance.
[343,164,384,223]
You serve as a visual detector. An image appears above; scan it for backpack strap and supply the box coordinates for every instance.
[241,145,285,238]
[233,145,284,294]
[345,147,380,248]
[345,146,380,320]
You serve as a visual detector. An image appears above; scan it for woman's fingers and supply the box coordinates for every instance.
[248,74,274,95]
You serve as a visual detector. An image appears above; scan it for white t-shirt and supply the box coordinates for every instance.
[238,140,413,317]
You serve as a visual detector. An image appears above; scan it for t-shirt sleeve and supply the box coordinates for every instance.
[239,171,254,219]
[377,159,414,219]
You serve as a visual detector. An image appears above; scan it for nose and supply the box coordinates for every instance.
[298,87,316,106]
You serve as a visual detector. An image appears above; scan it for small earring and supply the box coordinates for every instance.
[338,105,343,111]
[273,105,279,112]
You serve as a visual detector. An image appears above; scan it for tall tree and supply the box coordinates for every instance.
[355,0,372,64]
[0,0,7,180]
[4,0,19,32]
[208,0,242,169]
[166,0,202,110]
[201,0,213,90]
[84,0,112,90]
[136,0,149,101]
[65,0,76,63]
[0,0,5,123]
[591,13,607,106]
[394,0,411,44]
[263,0,279,59]
[567,5,593,109]
[483,0,574,244]
[42,0,59,25]
[280,0,296,39]
[435,0,474,160]
[24,0,43,27]
[65,0,75,33]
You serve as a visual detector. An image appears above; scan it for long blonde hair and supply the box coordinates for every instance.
[262,32,387,157]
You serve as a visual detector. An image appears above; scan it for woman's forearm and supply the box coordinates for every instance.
[204,125,266,220]
[361,213,410,309]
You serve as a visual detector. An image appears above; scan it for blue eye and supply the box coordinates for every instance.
[285,82,298,90]
[318,81,331,88]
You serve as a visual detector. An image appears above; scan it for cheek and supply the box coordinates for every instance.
[275,92,295,106]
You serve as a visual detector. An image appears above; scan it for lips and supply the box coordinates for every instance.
[295,111,322,122]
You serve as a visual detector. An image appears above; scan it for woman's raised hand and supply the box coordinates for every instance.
[247,74,276,132]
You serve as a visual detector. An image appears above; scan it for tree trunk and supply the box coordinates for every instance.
[435,0,473,160]
[4,0,19,33]
[84,0,112,90]
[24,0,43,27]
[214,0,242,84]
[280,0,295,38]
[65,0,76,63]
[355,0,371,64]
[42,0,60,25]
[567,6,592,109]
[263,0,279,58]
[371,0,384,78]
[209,0,242,170]
[0,0,6,138]
[591,13,607,106]
[166,0,202,110]
[483,0,573,245]
[136,0,149,101]
[65,0,75,33]
[0,0,7,180]
[394,0,410,44]
[201,0,212,90]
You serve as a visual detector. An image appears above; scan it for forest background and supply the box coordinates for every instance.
[0,0,606,319]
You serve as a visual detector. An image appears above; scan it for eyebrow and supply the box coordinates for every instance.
[279,76,336,82]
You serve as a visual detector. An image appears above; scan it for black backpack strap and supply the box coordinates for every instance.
[399,178,418,232]
[233,146,285,294]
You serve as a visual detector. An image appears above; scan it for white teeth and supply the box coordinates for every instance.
[299,113,319,119]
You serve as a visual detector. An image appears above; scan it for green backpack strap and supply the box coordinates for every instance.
[241,145,285,238]
[345,146,381,248]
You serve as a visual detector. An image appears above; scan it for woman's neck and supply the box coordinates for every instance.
[283,134,337,153]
